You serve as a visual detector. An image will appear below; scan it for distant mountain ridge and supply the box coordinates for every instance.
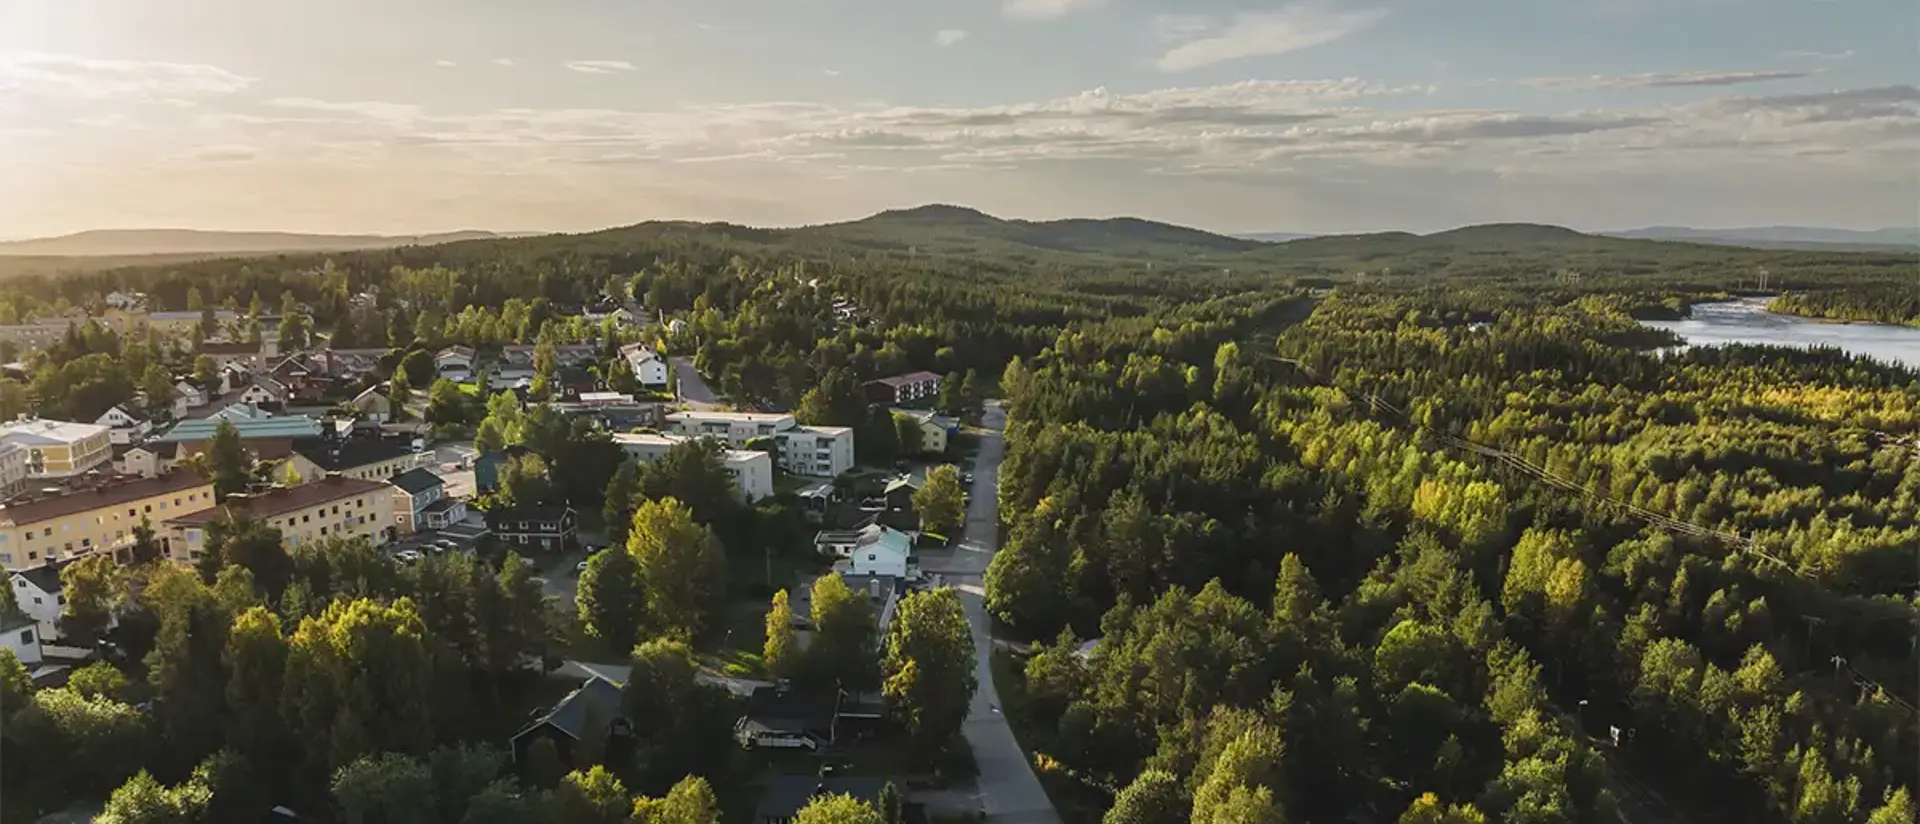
[0,228,543,257]
[1606,226,1919,250]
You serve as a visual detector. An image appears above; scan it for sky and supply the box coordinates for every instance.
[1,0,1914,237]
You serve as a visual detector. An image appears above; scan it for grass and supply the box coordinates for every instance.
[990,650,1113,824]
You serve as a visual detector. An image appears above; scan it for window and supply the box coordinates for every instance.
[18,630,31,644]
[80,538,90,548]
[0,553,8,563]
[32,597,41,605]
[174,498,181,506]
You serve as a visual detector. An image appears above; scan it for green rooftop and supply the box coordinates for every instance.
[157,416,324,442]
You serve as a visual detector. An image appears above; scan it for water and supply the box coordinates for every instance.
[1643,298,1920,371]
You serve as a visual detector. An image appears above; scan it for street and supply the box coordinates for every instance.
[670,355,724,409]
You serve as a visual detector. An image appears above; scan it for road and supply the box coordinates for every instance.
[935,401,1062,824]
[670,356,723,409]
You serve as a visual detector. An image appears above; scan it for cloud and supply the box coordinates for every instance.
[491,57,518,67]
[433,60,458,68]
[1523,69,1815,90]
[934,29,969,47]
[1155,4,1389,72]
[0,51,253,99]
[824,69,842,77]
[566,60,639,75]
[1002,0,1106,21]
[1776,49,1855,61]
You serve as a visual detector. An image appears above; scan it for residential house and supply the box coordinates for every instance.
[848,525,912,579]
[435,346,476,380]
[104,291,144,310]
[390,468,465,534]
[267,354,332,403]
[485,504,577,552]
[219,360,254,389]
[288,436,418,483]
[0,610,41,667]
[234,376,289,408]
[503,343,598,369]
[734,684,842,751]
[662,411,855,478]
[207,402,271,423]
[840,573,906,636]
[619,343,669,386]
[611,433,775,502]
[890,408,955,456]
[8,561,75,653]
[162,475,395,561]
[316,348,386,379]
[147,310,238,336]
[115,441,178,478]
[0,470,216,570]
[158,416,324,462]
[861,371,941,406]
[199,339,273,371]
[94,405,153,446]
[0,443,27,498]
[351,385,394,423]
[0,419,114,479]
[510,675,632,768]
[173,380,208,410]
[754,775,890,824]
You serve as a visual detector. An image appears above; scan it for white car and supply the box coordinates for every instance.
[395,549,423,563]
[576,560,590,573]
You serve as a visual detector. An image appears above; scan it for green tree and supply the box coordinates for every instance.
[795,366,866,427]
[331,752,437,824]
[1398,793,1488,824]
[139,363,176,417]
[427,744,509,824]
[388,368,414,421]
[1105,769,1187,824]
[399,349,435,386]
[522,738,565,790]
[913,464,966,535]
[67,661,130,700]
[893,413,923,456]
[283,599,434,773]
[1192,723,1287,824]
[474,417,507,454]
[603,460,640,548]
[629,497,725,639]
[806,573,876,689]
[223,606,288,758]
[882,588,977,755]
[877,783,902,824]
[576,547,645,651]
[763,588,799,679]
[496,453,554,509]
[630,775,721,824]
[201,512,289,597]
[277,312,312,351]
[96,770,211,824]
[186,286,204,312]
[556,766,629,824]
[57,554,124,648]
[10,688,149,802]
[205,419,254,498]
[193,354,218,385]
[426,378,469,426]
[793,794,885,824]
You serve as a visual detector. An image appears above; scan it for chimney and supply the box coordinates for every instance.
[868,577,882,599]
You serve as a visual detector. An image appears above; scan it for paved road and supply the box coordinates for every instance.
[670,356,723,409]
[941,402,1061,824]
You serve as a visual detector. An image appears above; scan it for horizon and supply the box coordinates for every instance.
[3,0,1914,237]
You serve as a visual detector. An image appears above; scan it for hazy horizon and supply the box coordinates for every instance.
[4,0,1914,238]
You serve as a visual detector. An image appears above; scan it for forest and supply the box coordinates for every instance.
[0,210,1913,824]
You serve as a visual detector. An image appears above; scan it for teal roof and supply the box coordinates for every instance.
[158,416,323,442]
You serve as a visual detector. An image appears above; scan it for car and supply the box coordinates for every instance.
[434,538,461,551]
[576,560,590,573]
[395,549,423,563]
[962,472,976,485]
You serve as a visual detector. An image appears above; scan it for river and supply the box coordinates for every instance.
[1643,298,1920,371]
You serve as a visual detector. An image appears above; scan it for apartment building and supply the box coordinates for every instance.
[0,470,217,570]
[162,475,394,562]
[0,443,27,498]
[0,419,114,479]
[611,432,775,501]
[663,411,856,478]
[862,371,942,406]
[0,319,77,353]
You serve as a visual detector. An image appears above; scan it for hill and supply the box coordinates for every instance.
[0,228,540,257]
[1607,225,1920,250]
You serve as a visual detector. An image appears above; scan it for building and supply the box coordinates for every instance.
[619,343,669,386]
[485,504,577,551]
[173,380,208,410]
[0,610,41,667]
[0,443,27,498]
[846,524,912,579]
[610,433,775,502]
[289,436,419,483]
[147,310,238,335]
[0,419,114,479]
[734,684,843,751]
[199,340,274,371]
[234,376,289,408]
[662,411,855,478]
[0,319,77,353]
[502,343,597,369]
[158,416,324,462]
[94,405,154,446]
[862,371,942,406]
[316,348,386,379]
[208,402,272,423]
[435,346,476,379]
[510,675,632,768]
[390,468,465,534]
[8,561,69,653]
[890,409,955,456]
[753,775,890,824]
[115,441,178,478]
[267,354,332,403]
[0,470,216,570]
[161,476,395,562]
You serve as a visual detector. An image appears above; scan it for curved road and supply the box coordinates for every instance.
[944,402,1061,824]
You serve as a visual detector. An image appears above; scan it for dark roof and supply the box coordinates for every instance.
[0,471,211,527]
[292,437,413,472]
[199,341,263,356]
[754,776,888,821]
[513,676,625,742]
[11,558,70,594]
[164,476,391,524]
[390,467,444,495]
[742,685,839,735]
[486,505,576,529]
[422,497,464,514]
[866,371,942,389]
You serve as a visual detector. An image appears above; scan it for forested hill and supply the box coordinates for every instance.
[0,229,533,258]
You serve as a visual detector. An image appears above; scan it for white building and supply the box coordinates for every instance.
[620,343,669,386]
[612,432,775,502]
[0,419,113,479]
[435,346,475,380]
[174,380,208,409]
[0,611,40,667]
[0,443,26,497]
[663,411,855,478]
[813,524,913,579]
[94,405,154,446]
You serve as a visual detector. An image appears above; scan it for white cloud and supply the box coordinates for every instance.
[566,60,639,75]
[1002,0,1107,21]
[433,60,458,68]
[824,69,843,76]
[1524,69,1816,90]
[0,51,253,99]
[1776,49,1855,61]
[1155,4,1389,72]
[934,29,969,47]
[491,57,518,67]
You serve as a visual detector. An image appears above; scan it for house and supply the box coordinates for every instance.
[0,470,216,570]
[288,436,418,483]
[862,371,942,406]
[486,504,578,552]
[619,343,669,386]
[390,468,465,534]
[115,441,178,478]
[734,684,842,751]
[199,340,272,371]
[0,443,27,498]
[316,348,386,379]
[219,360,254,388]
[234,376,288,408]
[0,319,76,353]
[350,385,394,423]
[435,346,476,379]
[662,411,855,478]
[510,675,632,768]
[0,610,42,667]
[93,405,153,446]
[882,476,921,513]
[159,416,324,462]
[207,402,271,423]
[162,476,396,561]
[5,560,105,655]
[503,343,598,369]
[173,380,208,410]
[890,409,955,456]
[840,573,906,636]
[611,433,774,502]
[0,419,114,479]
[754,775,890,824]
[104,291,144,310]
[148,309,238,335]
[268,354,332,402]
[848,525,912,579]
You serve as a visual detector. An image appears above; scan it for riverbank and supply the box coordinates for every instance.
[1642,298,1920,370]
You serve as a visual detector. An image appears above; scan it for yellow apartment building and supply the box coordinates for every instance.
[0,419,113,479]
[0,471,217,570]
[163,476,395,563]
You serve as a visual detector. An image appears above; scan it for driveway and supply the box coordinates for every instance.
[670,356,723,409]
[939,402,1061,824]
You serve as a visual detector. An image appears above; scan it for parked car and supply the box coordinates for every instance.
[576,560,591,573]
[395,549,423,563]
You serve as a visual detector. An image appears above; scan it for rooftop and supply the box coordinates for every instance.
[513,675,625,742]
[0,470,212,528]
[666,410,794,424]
[612,432,682,448]
[0,419,110,446]
[199,341,262,356]
[291,437,413,471]
[10,558,71,595]
[390,467,444,496]
[158,416,323,442]
[868,371,942,388]
[164,476,391,524]
[791,424,853,436]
